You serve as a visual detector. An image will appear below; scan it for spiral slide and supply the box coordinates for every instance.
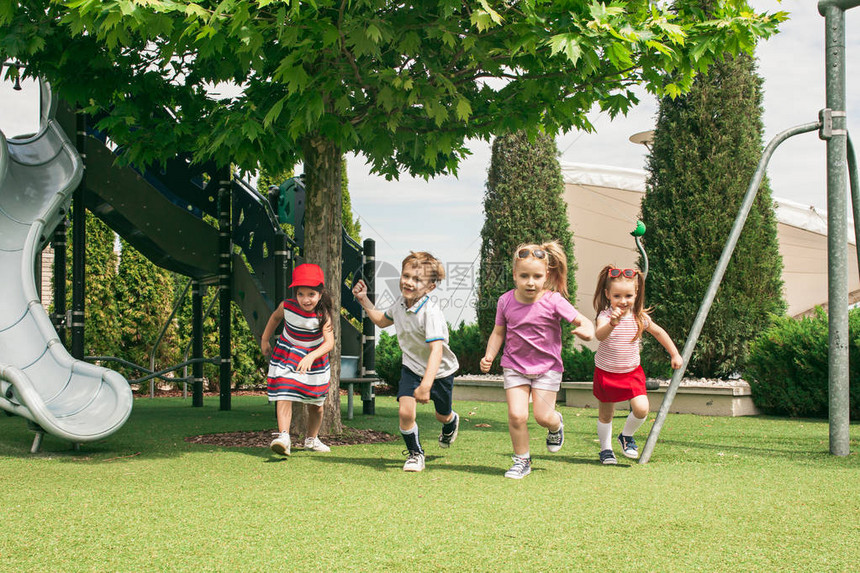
[0,83,132,447]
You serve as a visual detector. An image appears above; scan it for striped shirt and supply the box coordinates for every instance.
[594,309,650,373]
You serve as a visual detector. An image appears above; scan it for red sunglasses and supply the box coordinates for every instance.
[608,268,638,278]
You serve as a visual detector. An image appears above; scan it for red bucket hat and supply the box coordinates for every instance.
[289,263,325,288]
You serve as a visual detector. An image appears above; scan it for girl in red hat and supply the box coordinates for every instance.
[261,263,334,456]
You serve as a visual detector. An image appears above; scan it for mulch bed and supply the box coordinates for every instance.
[185,428,397,448]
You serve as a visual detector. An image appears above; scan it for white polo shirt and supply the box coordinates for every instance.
[385,295,459,378]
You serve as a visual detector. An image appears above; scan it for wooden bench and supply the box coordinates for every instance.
[339,377,379,419]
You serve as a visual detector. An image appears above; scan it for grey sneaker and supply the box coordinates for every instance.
[617,433,638,459]
[546,412,564,453]
[439,412,459,448]
[504,455,532,479]
[599,449,617,465]
[403,450,425,472]
[270,431,291,456]
[304,436,331,452]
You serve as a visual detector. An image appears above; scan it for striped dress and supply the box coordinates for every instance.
[266,299,331,405]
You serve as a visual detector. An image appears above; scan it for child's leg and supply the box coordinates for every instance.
[399,396,422,453]
[597,401,615,451]
[622,395,649,436]
[275,400,293,433]
[306,403,324,438]
[531,389,561,430]
[506,385,532,456]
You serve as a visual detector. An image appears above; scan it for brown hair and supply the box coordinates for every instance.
[512,240,570,300]
[402,251,445,283]
[593,265,649,341]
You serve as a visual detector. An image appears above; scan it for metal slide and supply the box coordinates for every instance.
[0,83,133,444]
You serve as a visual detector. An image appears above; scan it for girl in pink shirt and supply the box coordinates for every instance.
[481,241,594,479]
[593,265,682,465]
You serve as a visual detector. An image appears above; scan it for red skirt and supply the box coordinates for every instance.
[593,365,646,403]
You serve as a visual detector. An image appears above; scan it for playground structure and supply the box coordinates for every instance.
[640,0,859,463]
[0,80,378,451]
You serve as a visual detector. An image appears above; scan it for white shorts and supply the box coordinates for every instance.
[503,368,563,392]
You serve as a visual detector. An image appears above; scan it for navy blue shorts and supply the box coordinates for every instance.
[397,366,455,416]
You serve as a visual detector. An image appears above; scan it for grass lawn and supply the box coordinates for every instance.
[1,394,858,572]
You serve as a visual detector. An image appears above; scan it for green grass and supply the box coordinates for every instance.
[1,395,858,572]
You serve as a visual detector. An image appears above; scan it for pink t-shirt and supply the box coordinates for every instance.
[495,290,579,375]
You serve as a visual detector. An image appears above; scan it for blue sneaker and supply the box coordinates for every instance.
[546,412,564,453]
[599,449,617,465]
[504,455,532,479]
[617,433,639,459]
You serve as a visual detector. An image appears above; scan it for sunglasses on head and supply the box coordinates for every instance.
[608,268,638,278]
[517,248,546,260]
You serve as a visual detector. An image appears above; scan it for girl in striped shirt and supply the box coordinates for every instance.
[261,264,335,457]
[592,266,682,464]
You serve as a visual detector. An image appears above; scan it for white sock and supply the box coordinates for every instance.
[622,412,647,437]
[597,421,613,451]
[514,451,530,460]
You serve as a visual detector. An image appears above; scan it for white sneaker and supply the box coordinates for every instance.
[403,450,425,472]
[270,431,291,456]
[303,436,331,452]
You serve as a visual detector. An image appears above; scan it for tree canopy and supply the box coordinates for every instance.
[1,1,785,177]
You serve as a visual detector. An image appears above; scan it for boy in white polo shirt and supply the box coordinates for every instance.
[352,251,460,472]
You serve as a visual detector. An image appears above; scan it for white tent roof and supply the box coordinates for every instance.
[561,162,859,325]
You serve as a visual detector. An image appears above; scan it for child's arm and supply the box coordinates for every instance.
[413,340,444,404]
[645,319,683,369]
[570,313,595,341]
[480,324,506,373]
[296,316,335,373]
[595,307,625,341]
[260,302,285,357]
[352,279,394,328]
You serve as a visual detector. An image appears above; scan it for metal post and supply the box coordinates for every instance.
[821,1,851,455]
[192,280,204,407]
[53,218,68,346]
[361,238,376,415]
[639,122,821,464]
[70,111,86,360]
[218,169,232,411]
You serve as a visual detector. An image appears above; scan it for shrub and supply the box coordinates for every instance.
[448,322,486,375]
[375,330,403,391]
[561,346,595,381]
[745,309,860,418]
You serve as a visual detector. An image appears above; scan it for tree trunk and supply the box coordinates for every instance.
[291,135,343,436]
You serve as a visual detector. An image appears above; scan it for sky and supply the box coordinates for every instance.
[2,0,858,329]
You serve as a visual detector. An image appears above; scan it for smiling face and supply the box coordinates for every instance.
[400,263,436,306]
[512,257,548,303]
[296,286,322,313]
[605,278,637,313]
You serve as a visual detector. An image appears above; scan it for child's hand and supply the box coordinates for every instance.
[414,385,431,404]
[261,339,272,358]
[480,356,493,373]
[296,356,314,373]
[609,306,626,326]
[352,279,367,300]
[670,353,683,370]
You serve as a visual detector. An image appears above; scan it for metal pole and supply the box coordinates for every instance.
[362,238,376,415]
[848,135,860,281]
[821,3,851,455]
[218,169,232,411]
[639,122,821,464]
[192,280,205,407]
[70,111,86,360]
[52,218,68,346]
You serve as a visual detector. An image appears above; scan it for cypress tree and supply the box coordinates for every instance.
[478,131,576,341]
[640,52,786,377]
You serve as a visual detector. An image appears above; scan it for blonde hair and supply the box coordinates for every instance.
[593,264,650,341]
[512,240,570,300]
[402,251,445,283]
